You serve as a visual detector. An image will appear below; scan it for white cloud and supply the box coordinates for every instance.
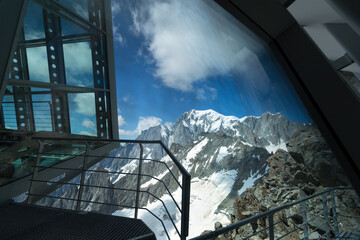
[25,29,44,40]
[118,115,126,127]
[111,1,121,16]
[118,129,135,136]
[112,24,125,46]
[63,42,93,76]
[130,8,141,35]
[122,95,131,103]
[119,116,162,136]
[196,88,206,100]
[80,131,96,136]
[73,93,95,116]
[196,86,217,100]
[27,47,50,82]
[164,121,173,129]
[136,116,162,134]
[132,0,265,92]
[82,118,96,129]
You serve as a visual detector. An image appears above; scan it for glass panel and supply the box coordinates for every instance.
[23,1,45,40]
[60,17,88,37]
[63,42,93,88]
[59,0,89,20]
[31,94,53,132]
[68,93,97,136]
[109,1,355,238]
[26,47,50,82]
[1,94,17,130]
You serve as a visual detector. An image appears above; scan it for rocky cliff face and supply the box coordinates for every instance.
[170,110,308,151]
[203,127,357,240]
[286,126,349,186]
[37,165,116,214]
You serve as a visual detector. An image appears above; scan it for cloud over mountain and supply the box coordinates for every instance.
[131,0,265,91]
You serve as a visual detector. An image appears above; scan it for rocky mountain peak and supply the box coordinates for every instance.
[171,109,309,151]
[136,124,171,145]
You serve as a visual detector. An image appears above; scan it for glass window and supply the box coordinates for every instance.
[63,42,94,88]
[26,47,50,82]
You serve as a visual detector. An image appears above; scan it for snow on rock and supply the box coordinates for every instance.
[265,140,287,154]
[216,146,229,163]
[240,141,253,147]
[183,138,209,171]
[141,169,171,188]
[111,160,138,184]
[187,170,237,237]
[112,169,238,240]
[237,166,266,196]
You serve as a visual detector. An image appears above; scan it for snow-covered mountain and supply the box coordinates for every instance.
[108,110,309,238]
[35,109,310,239]
[170,109,307,152]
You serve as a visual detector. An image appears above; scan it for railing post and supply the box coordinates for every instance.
[181,174,191,240]
[301,201,309,240]
[27,140,44,204]
[322,193,331,239]
[76,142,89,211]
[268,214,274,240]
[134,143,143,219]
[330,190,339,235]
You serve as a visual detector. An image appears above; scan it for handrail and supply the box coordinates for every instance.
[31,136,191,181]
[26,137,191,240]
[190,186,354,240]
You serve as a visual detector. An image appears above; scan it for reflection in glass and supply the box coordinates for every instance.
[26,47,50,82]
[63,42,93,88]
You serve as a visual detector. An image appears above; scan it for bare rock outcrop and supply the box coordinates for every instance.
[206,127,359,239]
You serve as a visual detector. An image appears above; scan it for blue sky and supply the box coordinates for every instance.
[14,0,311,138]
[111,0,312,139]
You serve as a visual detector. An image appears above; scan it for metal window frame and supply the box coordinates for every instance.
[0,0,118,139]
[0,0,29,107]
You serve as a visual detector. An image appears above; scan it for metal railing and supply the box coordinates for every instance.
[25,137,191,240]
[190,186,359,240]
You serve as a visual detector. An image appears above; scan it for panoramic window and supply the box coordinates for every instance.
[109,0,352,239]
[2,0,356,239]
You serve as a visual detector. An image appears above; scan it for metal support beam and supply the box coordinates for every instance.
[325,23,360,65]
[89,0,109,138]
[330,190,339,235]
[326,0,360,37]
[322,194,331,239]
[134,143,144,219]
[8,79,110,93]
[43,9,70,133]
[104,0,119,139]
[0,0,28,106]
[278,0,296,8]
[19,33,92,49]
[11,30,35,131]
[76,143,89,211]
[301,201,309,240]
[27,141,43,205]
[332,53,354,71]
[32,0,105,35]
